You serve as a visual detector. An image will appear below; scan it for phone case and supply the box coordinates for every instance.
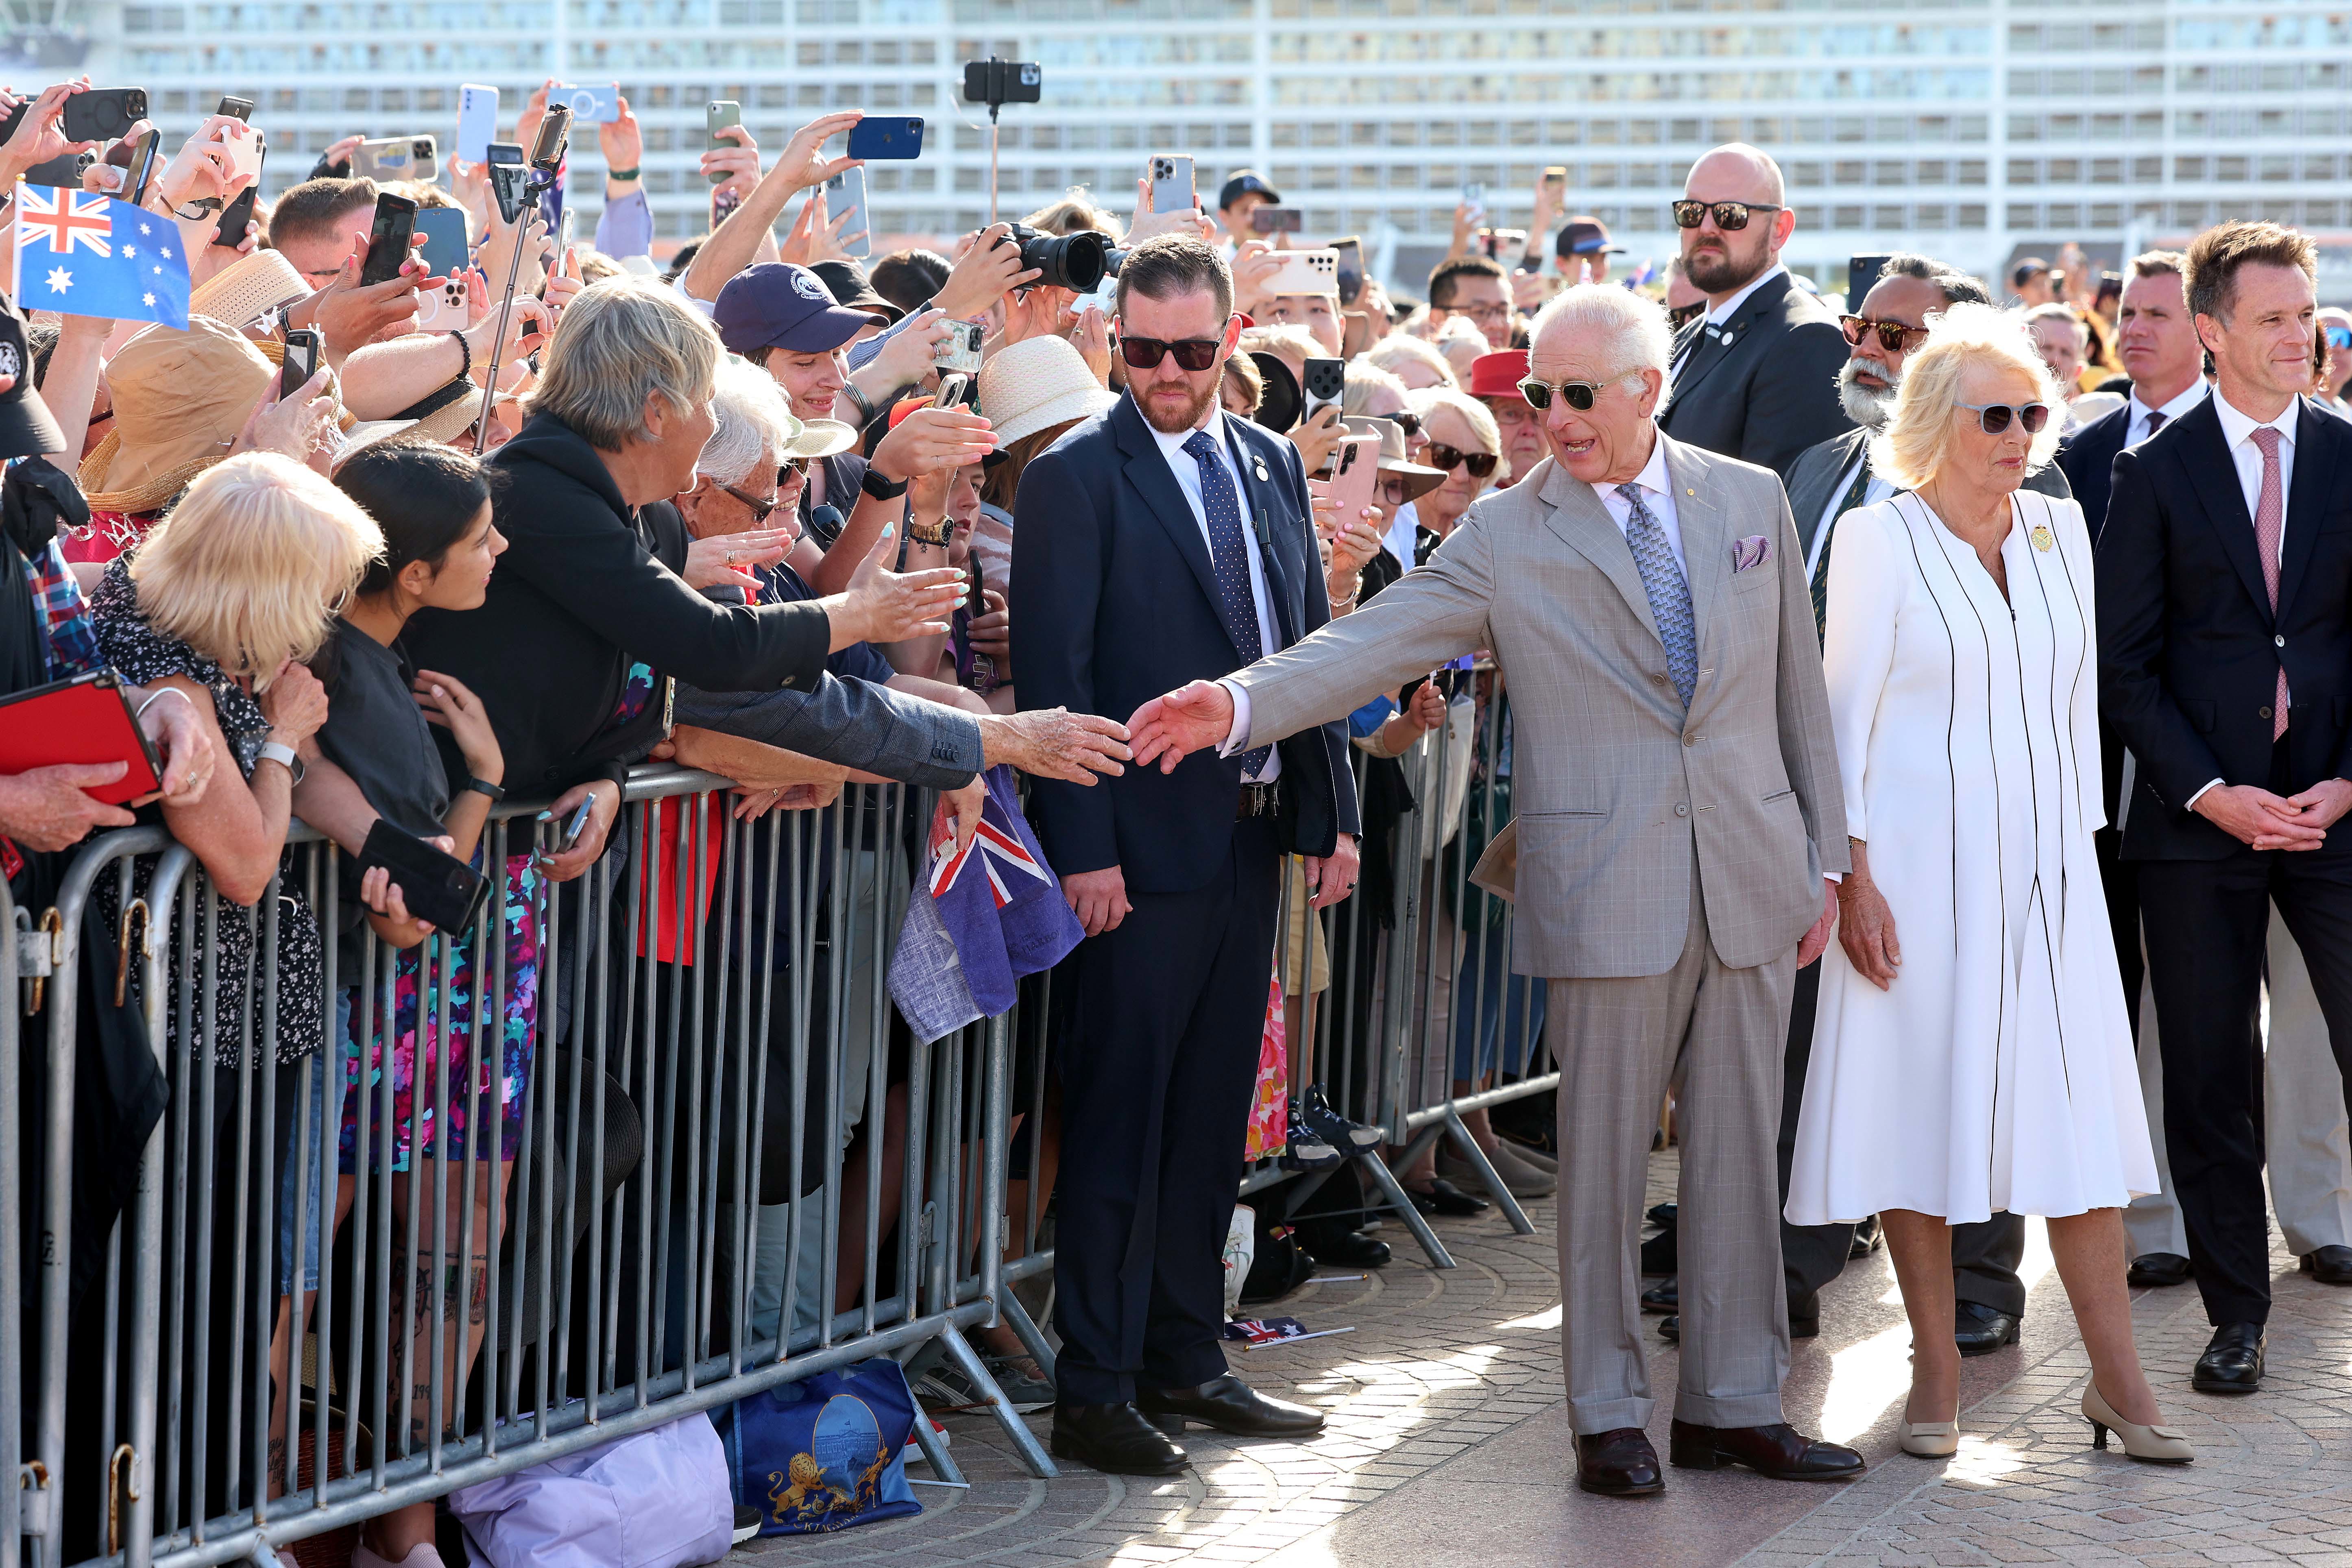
[356,819,490,936]
[706,102,741,185]
[1308,434,1379,519]
[847,117,924,159]
[1264,249,1340,297]
[557,83,620,123]
[414,207,469,279]
[0,670,163,805]
[1301,357,1346,409]
[826,167,870,260]
[1149,154,1194,212]
[456,84,500,165]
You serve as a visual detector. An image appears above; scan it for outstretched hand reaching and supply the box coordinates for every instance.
[1125,679,1237,774]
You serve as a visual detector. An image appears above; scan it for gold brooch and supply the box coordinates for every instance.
[2030,525,2055,553]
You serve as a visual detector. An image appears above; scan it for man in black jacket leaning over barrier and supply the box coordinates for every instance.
[1012,235,1360,1477]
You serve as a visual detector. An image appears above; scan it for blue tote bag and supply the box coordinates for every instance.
[715,1358,924,1535]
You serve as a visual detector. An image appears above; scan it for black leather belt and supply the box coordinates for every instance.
[1237,782,1280,819]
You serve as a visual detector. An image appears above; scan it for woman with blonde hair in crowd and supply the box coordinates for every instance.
[1368,333,1457,391]
[1405,386,1505,539]
[1790,302,2186,1465]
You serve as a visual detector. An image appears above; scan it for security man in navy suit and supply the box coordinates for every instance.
[1011,234,1360,1476]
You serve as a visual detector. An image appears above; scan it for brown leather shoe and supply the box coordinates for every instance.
[1574,1427,1664,1496]
[1668,1420,1863,1481]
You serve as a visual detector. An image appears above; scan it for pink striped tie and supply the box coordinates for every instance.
[2252,426,2289,740]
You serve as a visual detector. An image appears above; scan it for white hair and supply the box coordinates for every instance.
[1527,284,1675,385]
[697,355,799,487]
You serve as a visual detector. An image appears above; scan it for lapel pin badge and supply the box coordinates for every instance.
[2030,524,2055,552]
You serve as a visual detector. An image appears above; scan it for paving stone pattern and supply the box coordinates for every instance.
[735,1152,2352,1568]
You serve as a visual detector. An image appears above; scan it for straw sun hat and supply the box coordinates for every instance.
[185,249,311,332]
[78,316,380,514]
[975,336,1116,450]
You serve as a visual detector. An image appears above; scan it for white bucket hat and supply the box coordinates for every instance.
[976,336,1117,450]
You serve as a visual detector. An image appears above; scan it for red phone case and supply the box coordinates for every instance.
[0,670,164,805]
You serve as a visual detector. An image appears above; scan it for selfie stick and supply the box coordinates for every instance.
[474,113,571,455]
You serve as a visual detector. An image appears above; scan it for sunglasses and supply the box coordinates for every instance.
[1114,334,1223,371]
[1955,401,2051,435]
[1377,475,1413,505]
[1517,377,1618,412]
[2326,326,2352,351]
[722,482,783,523]
[1840,315,1930,354]
[1426,442,1499,479]
[1389,410,1422,438]
[1672,199,1783,231]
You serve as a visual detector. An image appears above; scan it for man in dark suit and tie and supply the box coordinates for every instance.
[2058,251,2206,541]
[2098,220,2352,1397]
[1654,143,1853,480]
[1011,234,1360,1476]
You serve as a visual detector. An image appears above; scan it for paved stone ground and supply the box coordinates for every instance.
[736,1152,2352,1568]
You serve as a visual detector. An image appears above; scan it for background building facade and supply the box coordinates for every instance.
[51,0,2352,298]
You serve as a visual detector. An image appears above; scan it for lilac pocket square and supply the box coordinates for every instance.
[1732,534,1773,573]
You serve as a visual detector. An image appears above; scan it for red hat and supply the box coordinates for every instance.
[1467,349,1530,401]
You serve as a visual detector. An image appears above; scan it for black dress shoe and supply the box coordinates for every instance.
[1641,1276,1678,1313]
[1660,1309,1817,1343]
[1050,1400,1189,1476]
[1575,1427,1664,1497]
[1668,1420,1863,1481]
[2128,1252,2193,1288]
[1303,1227,1391,1269]
[1953,1300,2021,1358]
[2300,1244,2352,1285]
[1850,1215,1884,1257]
[1138,1374,1325,1439]
[1402,1178,1489,1217]
[2191,1322,2265,1394]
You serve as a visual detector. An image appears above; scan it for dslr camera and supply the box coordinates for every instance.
[994,224,1123,294]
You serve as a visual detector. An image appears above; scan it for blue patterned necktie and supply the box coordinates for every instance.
[1183,428,1272,772]
[1617,481,1696,707]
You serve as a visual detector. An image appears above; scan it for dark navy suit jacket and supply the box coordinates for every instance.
[1010,393,1360,894]
[2057,402,2130,543]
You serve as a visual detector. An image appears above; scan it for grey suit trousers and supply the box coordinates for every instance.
[1554,864,1795,1436]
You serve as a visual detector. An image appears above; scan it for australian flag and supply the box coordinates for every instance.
[11,182,191,330]
[888,767,1084,1045]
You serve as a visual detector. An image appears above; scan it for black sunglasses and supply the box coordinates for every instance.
[1115,334,1223,371]
[1955,401,2051,435]
[1672,199,1783,231]
[1426,442,1498,479]
[1390,410,1422,438]
[1840,315,1930,354]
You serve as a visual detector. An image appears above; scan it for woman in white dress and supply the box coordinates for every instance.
[1787,304,2190,1465]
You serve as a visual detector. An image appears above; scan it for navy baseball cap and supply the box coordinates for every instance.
[713,263,886,357]
[1217,170,1280,210]
[1555,216,1625,260]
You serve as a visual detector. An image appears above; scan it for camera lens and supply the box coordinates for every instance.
[1007,224,1111,292]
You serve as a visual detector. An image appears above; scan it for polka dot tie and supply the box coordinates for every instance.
[1184,429,1272,772]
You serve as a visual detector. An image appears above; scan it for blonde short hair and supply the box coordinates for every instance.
[132,452,381,687]
[1343,359,1409,414]
[1868,301,2065,491]
[1410,385,1509,481]
[1367,333,1458,389]
[528,277,723,451]
[1236,322,1322,367]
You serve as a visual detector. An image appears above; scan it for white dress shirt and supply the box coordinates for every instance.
[2126,379,2207,449]
[1384,498,1421,574]
[1670,262,1787,382]
[2185,391,2304,811]
[1149,406,1282,782]
[1807,453,1895,581]
[1595,430,1687,580]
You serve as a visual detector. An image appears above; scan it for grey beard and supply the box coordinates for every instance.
[1838,362,1900,430]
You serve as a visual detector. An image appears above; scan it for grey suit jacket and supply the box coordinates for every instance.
[1233,434,1848,979]
[1787,426,2073,559]
[1657,271,1854,481]
[671,672,983,791]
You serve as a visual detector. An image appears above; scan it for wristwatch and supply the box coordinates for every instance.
[256,740,305,783]
[463,776,506,802]
[904,518,952,547]
[861,466,909,502]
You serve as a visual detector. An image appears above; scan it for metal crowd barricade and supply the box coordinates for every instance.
[17,766,1048,1568]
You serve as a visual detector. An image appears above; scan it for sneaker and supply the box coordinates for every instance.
[1302,1083,1382,1150]
[1279,1102,1342,1170]
[1436,1140,1556,1199]
[983,1353,1057,1412]
[733,1505,764,1544]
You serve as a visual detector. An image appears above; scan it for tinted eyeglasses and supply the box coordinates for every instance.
[1517,377,1615,412]
[2326,325,2352,351]
[1671,199,1783,231]
[1426,442,1499,479]
[1955,401,2051,436]
[1115,334,1223,371]
[1840,315,1930,354]
[723,482,783,523]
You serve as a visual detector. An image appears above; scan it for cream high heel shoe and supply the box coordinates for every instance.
[2082,1382,2194,1464]
[1897,1417,1959,1457]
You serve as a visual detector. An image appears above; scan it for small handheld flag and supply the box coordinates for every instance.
[11,181,192,330]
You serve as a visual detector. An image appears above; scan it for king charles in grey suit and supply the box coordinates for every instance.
[1129,286,1863,1497]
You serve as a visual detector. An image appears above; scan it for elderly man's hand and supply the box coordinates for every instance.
[1127,678,1237,773]
[974,708,1131,785]
[0,762,138,853]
